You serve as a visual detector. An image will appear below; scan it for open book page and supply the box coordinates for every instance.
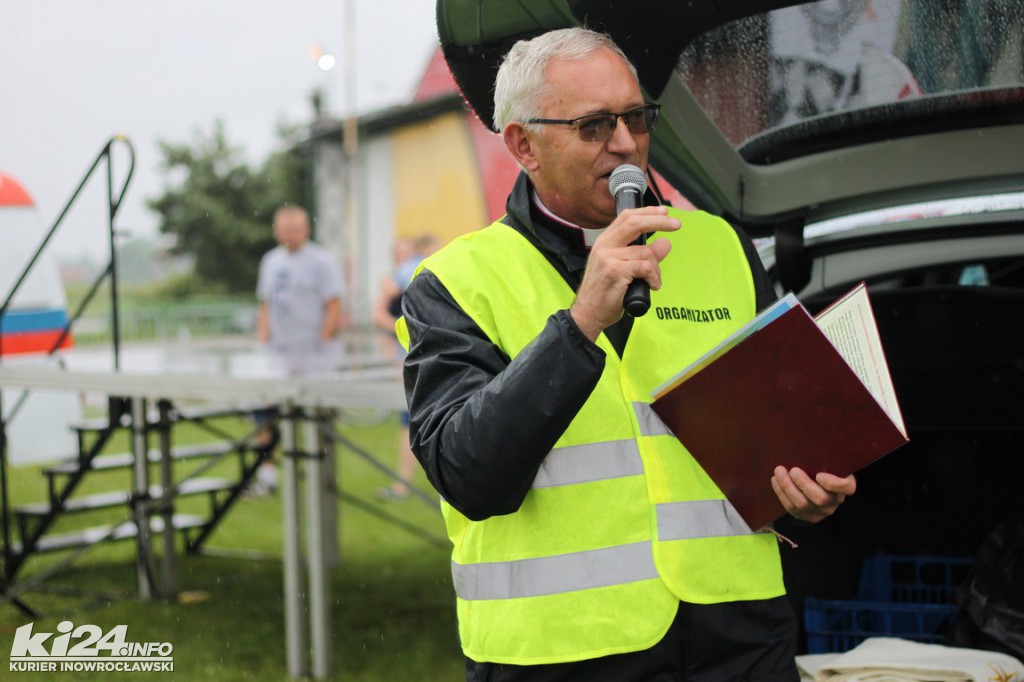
[815,282,906,436]
[652,292,801,400]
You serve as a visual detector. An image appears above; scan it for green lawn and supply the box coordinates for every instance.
[1,413,463,681]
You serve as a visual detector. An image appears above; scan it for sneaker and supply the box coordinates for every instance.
[244,481,274,498]
[256,462,278,493]
[376,486,409,501]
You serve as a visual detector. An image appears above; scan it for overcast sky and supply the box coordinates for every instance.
[0,0,439,261]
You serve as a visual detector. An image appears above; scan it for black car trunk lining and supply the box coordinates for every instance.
[775,284,1024,651]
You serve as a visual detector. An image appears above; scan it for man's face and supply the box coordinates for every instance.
[525,48,649,229]
[274,212,310,252]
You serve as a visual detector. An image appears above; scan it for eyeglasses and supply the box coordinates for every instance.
[526,104,661,143]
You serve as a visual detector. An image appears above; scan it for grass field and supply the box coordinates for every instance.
[1,412,463,681]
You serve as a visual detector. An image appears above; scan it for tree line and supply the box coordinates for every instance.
[147,118,312,296]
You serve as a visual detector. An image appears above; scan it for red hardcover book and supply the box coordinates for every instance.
[651,283,908,531]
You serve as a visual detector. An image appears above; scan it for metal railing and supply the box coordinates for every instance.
[0,135,135,615]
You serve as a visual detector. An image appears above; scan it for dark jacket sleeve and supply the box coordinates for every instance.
[401,270,605,521]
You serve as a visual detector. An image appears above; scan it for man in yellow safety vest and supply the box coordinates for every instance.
[398,27,857,682]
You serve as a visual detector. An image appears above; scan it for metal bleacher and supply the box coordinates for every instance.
[0,137,281,608]
[3,397,273,584]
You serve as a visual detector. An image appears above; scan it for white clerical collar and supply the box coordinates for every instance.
[531,190,606,248]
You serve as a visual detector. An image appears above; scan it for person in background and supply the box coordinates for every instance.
[373,234,436,500]
[398,27,856,681]
[250,203,345,495]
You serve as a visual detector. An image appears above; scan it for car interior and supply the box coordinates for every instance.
[775,249,1024,648]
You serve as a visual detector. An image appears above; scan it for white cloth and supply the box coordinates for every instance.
[256,241,343,376]
[797,637,1024,682]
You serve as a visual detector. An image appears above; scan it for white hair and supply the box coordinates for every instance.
[492,27,638,132]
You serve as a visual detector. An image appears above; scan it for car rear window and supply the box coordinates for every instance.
[674,0,1024,156]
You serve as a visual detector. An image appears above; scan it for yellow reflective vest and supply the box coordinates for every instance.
[399,208,784,665]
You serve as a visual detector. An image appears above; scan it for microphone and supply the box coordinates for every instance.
[608,164,650,317]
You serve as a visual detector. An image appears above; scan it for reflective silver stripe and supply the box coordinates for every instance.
[657,499,757,539]
[633,402,674,437]
[532,440,643,488]
[452,542,657,601]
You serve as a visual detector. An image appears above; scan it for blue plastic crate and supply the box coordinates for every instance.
[804,555,973,654]
[857,555,973,603]
[805,598,960,653]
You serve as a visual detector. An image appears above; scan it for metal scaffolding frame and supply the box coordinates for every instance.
[0,365,407,679]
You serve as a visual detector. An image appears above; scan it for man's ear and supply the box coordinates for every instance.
[503,123,539,172]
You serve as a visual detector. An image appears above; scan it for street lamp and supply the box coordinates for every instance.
[307,43,336,72]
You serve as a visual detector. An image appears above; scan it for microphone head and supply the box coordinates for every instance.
[608,164,647,198]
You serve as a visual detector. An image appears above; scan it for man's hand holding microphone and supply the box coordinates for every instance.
[570,164,679,341]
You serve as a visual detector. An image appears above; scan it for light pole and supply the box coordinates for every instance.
[306,43,336,114]
[342,0,360,324]
[307,4,359,321]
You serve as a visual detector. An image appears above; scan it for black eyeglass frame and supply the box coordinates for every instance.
[525,103,661,142]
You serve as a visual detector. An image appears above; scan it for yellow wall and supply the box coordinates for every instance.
[391,112,487,245]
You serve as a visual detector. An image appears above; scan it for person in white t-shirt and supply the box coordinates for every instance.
[250,203,345,494]
[257,204,344,374]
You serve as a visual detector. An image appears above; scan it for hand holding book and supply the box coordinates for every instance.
[651,282,906,531]
[770,465,858,524]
